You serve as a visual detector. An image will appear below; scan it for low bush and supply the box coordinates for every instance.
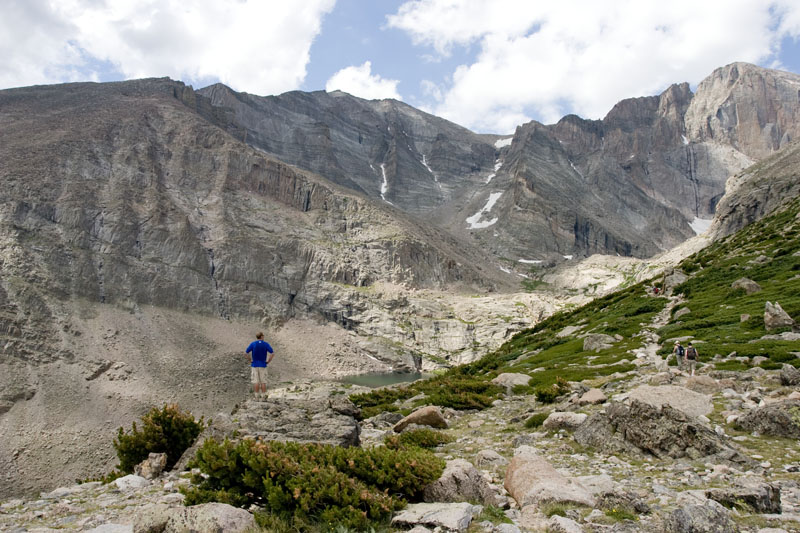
[114,404,206,474]
[184,438,445,531]
[524,413,549,428]
[534,377,570,404]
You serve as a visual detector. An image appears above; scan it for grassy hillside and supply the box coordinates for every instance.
[351,196,800,414]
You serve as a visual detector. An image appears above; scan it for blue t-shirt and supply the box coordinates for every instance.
[246,340,273,367]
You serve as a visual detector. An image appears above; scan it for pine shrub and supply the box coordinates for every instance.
[183,438,445,530]
[384,428,452,450]
[113,404,206,473]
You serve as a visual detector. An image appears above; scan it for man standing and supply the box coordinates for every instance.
[246,332,274,399]
[685,342,698,377]
[672,341,685,371]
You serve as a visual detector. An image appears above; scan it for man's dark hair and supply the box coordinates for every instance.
[256,332,264,339]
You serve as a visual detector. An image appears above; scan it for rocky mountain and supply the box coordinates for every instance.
[199,62,800,263]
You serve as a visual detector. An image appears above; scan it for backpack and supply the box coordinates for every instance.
[676,345,685,357]
[686,346,697,360]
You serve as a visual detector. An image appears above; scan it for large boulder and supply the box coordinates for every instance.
[392,502,477,532]
[574,401,750,464]
[664,500,739,533]
[765,301,796,331]
[504,446,595,508]
[134,453,167,480]
[706,483,781,514]
[542,412,588,431]
[161,502,255,533]
[735,400,800,438]
[574,388,607,405]
[423,459,496,504]
[491,373,531,391]
[731,277,761,295]
[114,475,149,492]
[233,397,360,447]
[583,334,616,352]
[780,364,800,386]
[664,269,689,292]
[394,405,448,433]
[627,385,713,419]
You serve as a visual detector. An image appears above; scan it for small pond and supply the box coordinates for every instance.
[338,371,430,388]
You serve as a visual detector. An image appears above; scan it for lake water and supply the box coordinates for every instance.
[338,372,429,388]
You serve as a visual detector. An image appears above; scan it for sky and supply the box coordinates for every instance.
[3,0,800,134]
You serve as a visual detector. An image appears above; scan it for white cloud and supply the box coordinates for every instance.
[326,61,401,100]
[0,0,336,95]
[389,0,800,133]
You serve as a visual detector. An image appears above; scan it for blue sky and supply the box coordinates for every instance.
[3,1,800,133]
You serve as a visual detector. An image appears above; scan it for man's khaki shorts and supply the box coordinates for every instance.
[251,366,268,384]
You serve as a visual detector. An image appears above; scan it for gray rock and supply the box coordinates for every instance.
[233,397,360,447]
[574,388,607,405]
[394,405,448,433]
[86,525,134,533]
[731,277,761,294]
[364,411,404,428]
[780,364,800,386]
[664,500,739,532]
[495,524,522,533]
[627,385,712,418]
[504,446,595,508]
[114,475,150,492]
[664,270,689,292]
[735,400,800,438]
[423,459,496,505]
[548,515,584,533]
[392,502,477,532]
[542,412,588,431]
[162,502,255,533]
[685,376,722,394]
[583,334,616,352]
[674,307,691,319]
[135,453,167,480]
[491,373,531,391]
[133,503,172,533]
[476,449,508,467]
[765,301,796,331]
[705,483,781,514]
[574,400,751,464]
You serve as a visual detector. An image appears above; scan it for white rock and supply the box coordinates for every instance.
[549,515,584,533]
[627,385,712,418]
[85,525,134,533]
[504,447,595,508]
[392,502,476,532]
[114,474,149,491]
[542,412,587,431]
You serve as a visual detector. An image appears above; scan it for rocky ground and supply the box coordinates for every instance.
[2,294,799,532]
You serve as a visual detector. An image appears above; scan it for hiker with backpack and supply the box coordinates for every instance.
[246,332,274,399]
[685,342,699,376]
[672,341,685,371]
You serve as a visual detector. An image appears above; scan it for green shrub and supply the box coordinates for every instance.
[113,404,206,474]
[524,413,549,428]
[384,428,452,450]
[534,377,570,404]
[184,438,445,531]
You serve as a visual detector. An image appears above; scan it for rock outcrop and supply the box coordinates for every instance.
[735,400,800,439]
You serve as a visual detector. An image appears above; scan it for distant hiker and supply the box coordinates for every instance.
[653,286,660,295]
[685,342,698,376]
[673,341,685,370]
[246,332,274,399]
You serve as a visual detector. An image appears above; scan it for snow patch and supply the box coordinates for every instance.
[563,255,573,260]
[689,217,712,235]
[518,259,542,264]
[466,192,503,229]
[494,137,513,149]
[569,160,583,178]
[486,160,503,183]
[682,135,689,145]
[379,164,393,204]
[499,266,511,274]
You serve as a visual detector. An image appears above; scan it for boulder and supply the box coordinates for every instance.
[627,385,712,418]
[664,270,688,292]
[731,277,762,295]
[548,515,584,533]
[476,449,508,467]
[685,376,722,394]
[391,502,477,532]
[114,475,149,491]
[161,502,255,533]
[583,334,615,352]
[664,500,739,533]
[574,401,751,464]
[765,301,796,331]
[504,446,595,508]
[674,307,691,319]
[394,405,448,432]
[574,388,607,405]
[491,373,531,391]
[132,503,172,533]
[706,483,781,514]
[232,397,360,447]
[542,412,588,431]
[423,459,496,505]
[557,325,583,338]
[735,400,800,438]
[780,364,800,386]
[134,453,167,480]
[363,411,404,428]
[86,525,133,533]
